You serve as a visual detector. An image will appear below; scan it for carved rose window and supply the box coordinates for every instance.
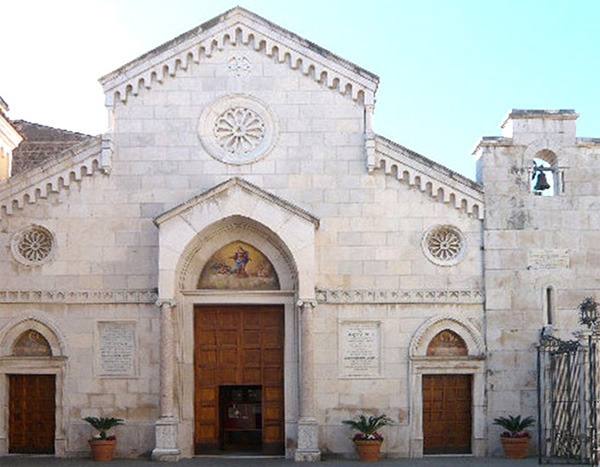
[422,225,466,266]
[214,108,266,154]
[11,225,55,266]
[199,94,278,165]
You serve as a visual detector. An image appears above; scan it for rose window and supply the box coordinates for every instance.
[11,225,55,266]
[199,94,278,165]
[422,225,466,266]
[214,108,265,154]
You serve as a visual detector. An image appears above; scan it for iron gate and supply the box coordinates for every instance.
[537,332,598,464]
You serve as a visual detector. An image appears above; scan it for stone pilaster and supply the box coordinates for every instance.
[295,300,321,462]
[152,299,180,462]
[365,102,376,172]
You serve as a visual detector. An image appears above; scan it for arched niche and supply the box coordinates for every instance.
[197,240,280,290]
[410,315,484,358]
[0,316,66,357]
[177,216,296,293]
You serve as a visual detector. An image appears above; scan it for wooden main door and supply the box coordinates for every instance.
[422,374,472,454]
[194,305,284,455]
[9,374,56,454]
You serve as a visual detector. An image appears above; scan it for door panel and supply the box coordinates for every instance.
[9,374,56,454]
[194,305,284,454]
[422,374,472,455]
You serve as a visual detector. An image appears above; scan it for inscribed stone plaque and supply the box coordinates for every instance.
[340,321,381,378]
[529,249,570,270]
[97,321,137,377]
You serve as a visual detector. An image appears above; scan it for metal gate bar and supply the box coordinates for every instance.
[537,332,598,465]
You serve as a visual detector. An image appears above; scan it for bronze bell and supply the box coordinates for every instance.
[534,171,551,191]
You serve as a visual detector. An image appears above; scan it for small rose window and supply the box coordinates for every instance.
[422,225,466,266]
[11,225,55,266]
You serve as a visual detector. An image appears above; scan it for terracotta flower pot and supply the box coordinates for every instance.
[353,439,383,462]
[88,438,117,461]
[500,436,529,459]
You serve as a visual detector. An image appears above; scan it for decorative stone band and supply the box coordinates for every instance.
[0,289,158,304]
[0,137,106,221]
[315,289,484,304]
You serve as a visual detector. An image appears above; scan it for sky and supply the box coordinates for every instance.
[2,0,600,179]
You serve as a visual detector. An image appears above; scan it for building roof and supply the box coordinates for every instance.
[11,120,91,176]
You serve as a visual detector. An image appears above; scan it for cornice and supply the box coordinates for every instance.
[0,289,158,304]
[373,135,485,220]
[100,7,378,107]
[0,136,108,221]
[315,288,484,304]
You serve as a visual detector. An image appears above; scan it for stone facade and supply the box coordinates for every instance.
[0,7,598,461]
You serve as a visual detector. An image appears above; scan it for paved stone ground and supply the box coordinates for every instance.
[0,455,556,466]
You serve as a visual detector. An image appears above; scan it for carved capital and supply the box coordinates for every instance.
[297,299,316,310]
[156,299,176,309]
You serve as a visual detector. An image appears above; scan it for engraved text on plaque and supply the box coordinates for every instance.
[97,321,137,377]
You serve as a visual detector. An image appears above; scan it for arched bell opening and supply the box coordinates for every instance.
[530,149,558,196]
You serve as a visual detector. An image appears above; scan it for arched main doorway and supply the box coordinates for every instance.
[192,240,287,454]
[153,178,319,459]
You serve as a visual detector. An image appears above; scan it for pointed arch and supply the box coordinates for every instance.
[410,314,484,358]
[0,314,67,357]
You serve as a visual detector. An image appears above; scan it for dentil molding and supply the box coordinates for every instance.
[0,289,158,304]
[315,288,484,304]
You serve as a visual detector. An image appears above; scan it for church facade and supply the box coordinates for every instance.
[0,7,598,461]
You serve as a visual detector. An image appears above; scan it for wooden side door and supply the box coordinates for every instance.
[9,374,56,454]
[422,374,472,455]
[194,305,284,454]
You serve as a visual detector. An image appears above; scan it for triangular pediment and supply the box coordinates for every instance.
[154,177,319,227]
[100,7,379,106]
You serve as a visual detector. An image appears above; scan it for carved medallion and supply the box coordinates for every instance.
[227,56,252,76]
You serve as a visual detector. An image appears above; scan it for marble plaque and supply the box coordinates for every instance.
[340,321,381,378]
[529,249,570,270]
[97,321,137,377]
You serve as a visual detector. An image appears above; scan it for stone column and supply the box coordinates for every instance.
[151,300,180,461]
[295,300,321,462]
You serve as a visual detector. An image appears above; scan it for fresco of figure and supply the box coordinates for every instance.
[232,246,250,277]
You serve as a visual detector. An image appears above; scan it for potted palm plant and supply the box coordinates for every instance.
[342,413,392,461]
[493,414,534,459]
[83,416,124,461]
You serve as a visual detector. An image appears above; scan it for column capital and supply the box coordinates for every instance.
[297,299,316,309]
[156,299,176,309]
